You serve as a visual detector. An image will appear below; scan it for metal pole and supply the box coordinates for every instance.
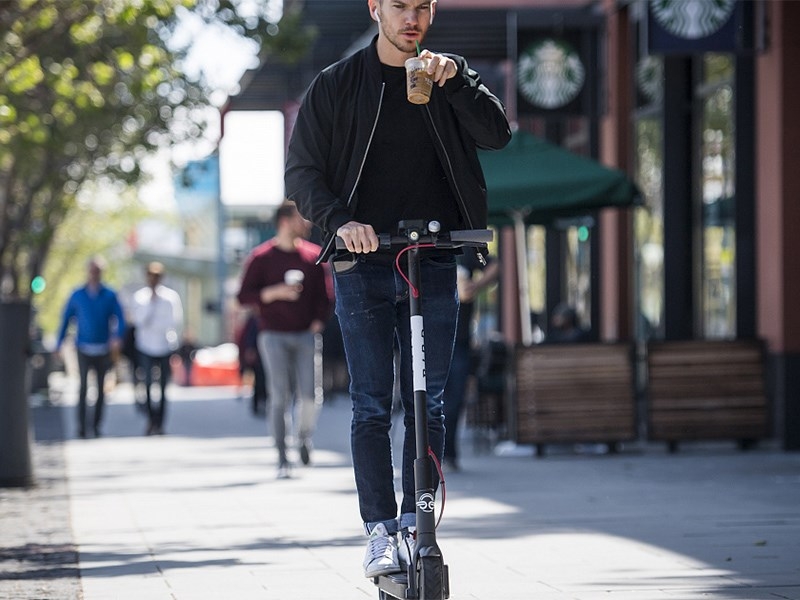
[514,211,533,346]
[215,154,226,342]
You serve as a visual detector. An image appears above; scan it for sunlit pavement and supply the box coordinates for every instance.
[12,376,800,599]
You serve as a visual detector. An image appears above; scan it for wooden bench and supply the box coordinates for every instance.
[512,343,637,456]
[646,339,769,451]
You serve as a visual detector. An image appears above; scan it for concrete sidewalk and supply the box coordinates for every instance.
[2,378,800,600]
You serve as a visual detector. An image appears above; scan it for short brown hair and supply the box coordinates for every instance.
[274,201,299,226]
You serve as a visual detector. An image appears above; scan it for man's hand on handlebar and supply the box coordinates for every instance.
[336,221,379,254]
[334,221,493,253]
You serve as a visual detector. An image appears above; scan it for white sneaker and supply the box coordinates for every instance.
[397,527,416,568]
[276,462,292,479]
[363,523,401,578]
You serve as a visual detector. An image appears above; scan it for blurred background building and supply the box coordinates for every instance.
[157,0,798,450]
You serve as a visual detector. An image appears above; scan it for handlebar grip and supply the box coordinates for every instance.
[334,229,492,250]
[449,229,493,244]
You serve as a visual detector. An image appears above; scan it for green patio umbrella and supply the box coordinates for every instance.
[478,130,641,344]
[478,130,641,225]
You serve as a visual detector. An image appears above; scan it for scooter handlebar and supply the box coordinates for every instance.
[335,228,493,251]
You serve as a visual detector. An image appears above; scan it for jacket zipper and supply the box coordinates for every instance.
[424,104,474,230]
[425,104,486,264]
[320,83,386,263]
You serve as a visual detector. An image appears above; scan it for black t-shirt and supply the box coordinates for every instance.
[355,64,462,239]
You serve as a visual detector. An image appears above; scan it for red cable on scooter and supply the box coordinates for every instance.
[395,244,436,298]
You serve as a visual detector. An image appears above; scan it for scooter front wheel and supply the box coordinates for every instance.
[417,556,445,600]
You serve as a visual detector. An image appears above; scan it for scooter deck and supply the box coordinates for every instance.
[374,564,450,599]
[375,572,409,599]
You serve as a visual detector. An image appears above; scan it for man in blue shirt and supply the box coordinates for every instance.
[56,256,125,438]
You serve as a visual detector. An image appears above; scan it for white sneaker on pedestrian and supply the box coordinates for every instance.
[397,527,416,568]
[363,523,401,578]
[276,462,292,480]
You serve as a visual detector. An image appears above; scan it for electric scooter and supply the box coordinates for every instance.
[339,220,493,600]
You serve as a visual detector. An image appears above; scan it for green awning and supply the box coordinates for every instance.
[479,130,641,225]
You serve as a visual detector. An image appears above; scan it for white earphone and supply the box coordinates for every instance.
[371,3,435,25]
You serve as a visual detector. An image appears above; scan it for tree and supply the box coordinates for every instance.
[33,184,151,335]
[0,0,313,300]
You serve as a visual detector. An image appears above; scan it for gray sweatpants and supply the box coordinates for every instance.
[257,330,322,465]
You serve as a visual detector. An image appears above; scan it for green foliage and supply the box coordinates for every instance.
[260,7,319,66]
[0,0,312,300]
[33,185,149,336]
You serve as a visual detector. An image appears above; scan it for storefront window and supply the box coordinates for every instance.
[519,115,594,338]
[634,117,664,340]
[565,221,592,329]
[698,54,736,338]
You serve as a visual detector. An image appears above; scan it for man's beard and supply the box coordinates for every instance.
[382,24,424,55]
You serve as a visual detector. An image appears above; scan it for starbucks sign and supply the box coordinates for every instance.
[517,39,585,110]
[650,0,735,40]
[636,56,664,105]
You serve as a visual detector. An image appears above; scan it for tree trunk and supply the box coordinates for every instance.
[0,299,34,487]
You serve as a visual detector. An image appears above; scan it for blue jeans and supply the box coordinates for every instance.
[333,255,458,534]
[443,338,471,462]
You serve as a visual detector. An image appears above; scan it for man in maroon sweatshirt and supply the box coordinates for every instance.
[237,201,333,478]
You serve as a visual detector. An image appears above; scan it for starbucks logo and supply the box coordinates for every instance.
[651,0,735,40]
[517,39,585,110]
[636,56,663,104]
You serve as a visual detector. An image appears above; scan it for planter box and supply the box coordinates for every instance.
[512,343,636,456]
[646,339,769,450]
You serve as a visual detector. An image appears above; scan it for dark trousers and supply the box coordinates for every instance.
[138,352,171,429]
[253,357,267,410]
[77,351,111,434]
[443,340,471,462]
[333,257,457,530]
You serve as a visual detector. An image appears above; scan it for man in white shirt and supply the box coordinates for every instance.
[132,261,184,435]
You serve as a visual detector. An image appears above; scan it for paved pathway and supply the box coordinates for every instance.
[2,377,799,599]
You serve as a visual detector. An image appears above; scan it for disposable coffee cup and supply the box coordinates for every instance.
[405,56,433,105]
[284,269,304,286]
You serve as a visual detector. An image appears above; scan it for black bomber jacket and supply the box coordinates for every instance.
[285,36,512,263]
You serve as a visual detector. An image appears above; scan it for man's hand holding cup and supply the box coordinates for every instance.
[260,269,305,304]
[405,49,457,105]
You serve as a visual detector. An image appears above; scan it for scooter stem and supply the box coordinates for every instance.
[407,245,439,549]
